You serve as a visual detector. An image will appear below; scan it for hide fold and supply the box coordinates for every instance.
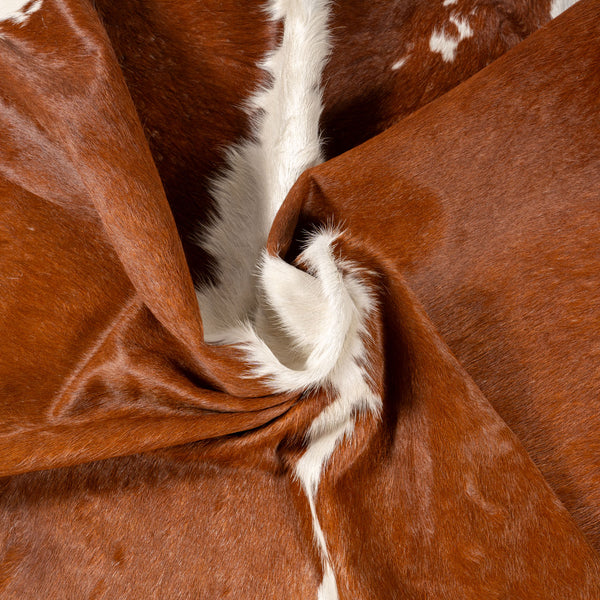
[1,0,599,598]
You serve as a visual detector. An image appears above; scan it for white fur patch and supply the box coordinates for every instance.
[0,0,42,25]
[249,232,380,599]
[391,55,409,70]
[318,564,339,600]
[450,14,473,39]
[195,0,332,340]
[443,0,458,5]
[193,2,381,598]
[429,14,473,62]
[292,245,380,600]
[550,0,580,18]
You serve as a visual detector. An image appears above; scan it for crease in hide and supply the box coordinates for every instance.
[192,1,382,598]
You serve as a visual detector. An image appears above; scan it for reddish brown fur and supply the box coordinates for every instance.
[282,1,600,554]
[1,0,599,597]
[92,0,556,278]
[321,0,552,157]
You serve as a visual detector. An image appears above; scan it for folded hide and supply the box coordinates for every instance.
[0,0,599,598]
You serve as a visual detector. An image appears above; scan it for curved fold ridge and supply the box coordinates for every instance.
[233,231,381,600]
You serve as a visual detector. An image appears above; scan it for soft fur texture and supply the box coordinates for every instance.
[0,0,42,25]
[1,0,599,598]
[192,2,588,596]
[429,14,474,63]
[192,2,382,596]
[194,0,332,340]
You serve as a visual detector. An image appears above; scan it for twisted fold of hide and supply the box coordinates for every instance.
[0,0,599,598]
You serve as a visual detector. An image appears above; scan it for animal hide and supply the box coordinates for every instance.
[0,0,598,598]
